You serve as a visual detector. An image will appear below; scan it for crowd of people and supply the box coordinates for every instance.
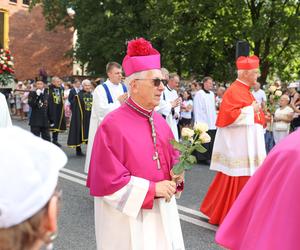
[1,37,300,250]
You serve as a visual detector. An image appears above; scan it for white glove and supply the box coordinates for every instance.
[36,89,42,96]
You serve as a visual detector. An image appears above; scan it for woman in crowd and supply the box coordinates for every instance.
[273,94,294,144]
[179,90,193,129]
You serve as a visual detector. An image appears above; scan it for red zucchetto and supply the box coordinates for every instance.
[236,55,260,70]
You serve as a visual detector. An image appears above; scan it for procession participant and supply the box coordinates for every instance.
[193,76,217,164]
[68,79,81,110]
[87,37,185,250]
[0,92,12,127]
[48,76,66,147]
[216,129,300,250]
[84,62,128,173]
[156,72,181,141]
[67,79,93,156]
[200,55,266,225]
[28,80,51,141]
[0,126,67,250]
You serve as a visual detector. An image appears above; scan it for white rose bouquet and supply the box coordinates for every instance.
[265,84,282,113]
[170,122,211,175]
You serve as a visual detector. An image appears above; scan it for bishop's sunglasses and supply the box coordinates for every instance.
[135,78,168,87]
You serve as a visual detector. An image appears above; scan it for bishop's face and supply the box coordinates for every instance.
[131,69,164,110]
[245,68,260,86]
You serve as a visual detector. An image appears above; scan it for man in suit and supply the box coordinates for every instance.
[28,80,51,141]
[68,79,81,111]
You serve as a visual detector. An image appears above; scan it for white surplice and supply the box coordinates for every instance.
[193,90,217,129]
[0,93,12,128]
[84,80,126,173]
[156,86,180,141]
[94,176,185,250]
[210,105,266,176]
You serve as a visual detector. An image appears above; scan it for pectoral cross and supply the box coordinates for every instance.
[152,151,161,170]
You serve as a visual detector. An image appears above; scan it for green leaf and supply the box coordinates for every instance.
[172,162,184,175]
[170,140,186,152]
[193,144,207,153]
[187,155,197,164]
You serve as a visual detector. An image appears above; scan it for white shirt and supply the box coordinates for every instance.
[156,85,180,141]
[84,80,126,173]
[252,89,267,105]
[0,93,12,128]
[193,90,217,130]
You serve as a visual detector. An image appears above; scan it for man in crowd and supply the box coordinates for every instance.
[252,82,267,109]
[67,79,93,156]
[200,55,266,225]
[87,37,185,250]
[68,79,81,110]
[156,72,181,141]
[48,76,66,147]
[0,91,12,127]
[28,80,51,141]
[193,76,217,164]
[84,62,128,173]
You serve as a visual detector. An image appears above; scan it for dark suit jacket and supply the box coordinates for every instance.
[28,89,51,127]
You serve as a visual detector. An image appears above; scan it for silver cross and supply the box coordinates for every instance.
[152,151,161,169]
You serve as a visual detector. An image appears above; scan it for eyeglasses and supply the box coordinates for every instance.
[135,78,168,87]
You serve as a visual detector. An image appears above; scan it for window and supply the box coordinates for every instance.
[23,0,30,5]
[9,0,17,3]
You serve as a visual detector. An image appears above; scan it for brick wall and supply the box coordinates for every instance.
[0,1,73,80]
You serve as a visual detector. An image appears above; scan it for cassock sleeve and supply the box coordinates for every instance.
[87,121,156,218]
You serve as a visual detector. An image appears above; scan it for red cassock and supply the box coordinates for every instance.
[200,80,266,225]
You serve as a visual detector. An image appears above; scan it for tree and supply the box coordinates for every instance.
[31,0,300,83]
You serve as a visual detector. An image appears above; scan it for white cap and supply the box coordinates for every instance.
[0,126,67,228]
[288,82,299,89]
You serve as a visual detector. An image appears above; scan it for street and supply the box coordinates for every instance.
[13,119,221,250]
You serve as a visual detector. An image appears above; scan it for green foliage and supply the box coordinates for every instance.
[31,0,300,82]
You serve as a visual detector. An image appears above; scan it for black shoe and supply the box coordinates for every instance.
[76,146,84,156]
[76,151,85,157]
[53,141,62,147]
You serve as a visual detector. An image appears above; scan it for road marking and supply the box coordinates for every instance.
[59,172,86,186]
[179,214,217,231]
[61,167,88,180]
[59,170,217,231]
[177,205,208,219]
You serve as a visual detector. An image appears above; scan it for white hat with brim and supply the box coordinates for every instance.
[0,126,67,228]
[288,82,299,89]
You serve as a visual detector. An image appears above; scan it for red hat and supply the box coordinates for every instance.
[122,38,161,76]
[236,55,260,70]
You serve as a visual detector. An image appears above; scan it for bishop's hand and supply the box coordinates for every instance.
[155,180,176,203]
[170,169,184,185]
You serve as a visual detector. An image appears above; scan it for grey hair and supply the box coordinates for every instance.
[237,70,246,77]
[82,79,91,86]
[51,76,60,83]
[161,68,169,80]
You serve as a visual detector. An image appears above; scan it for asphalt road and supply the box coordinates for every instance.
[13,118,222,250]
